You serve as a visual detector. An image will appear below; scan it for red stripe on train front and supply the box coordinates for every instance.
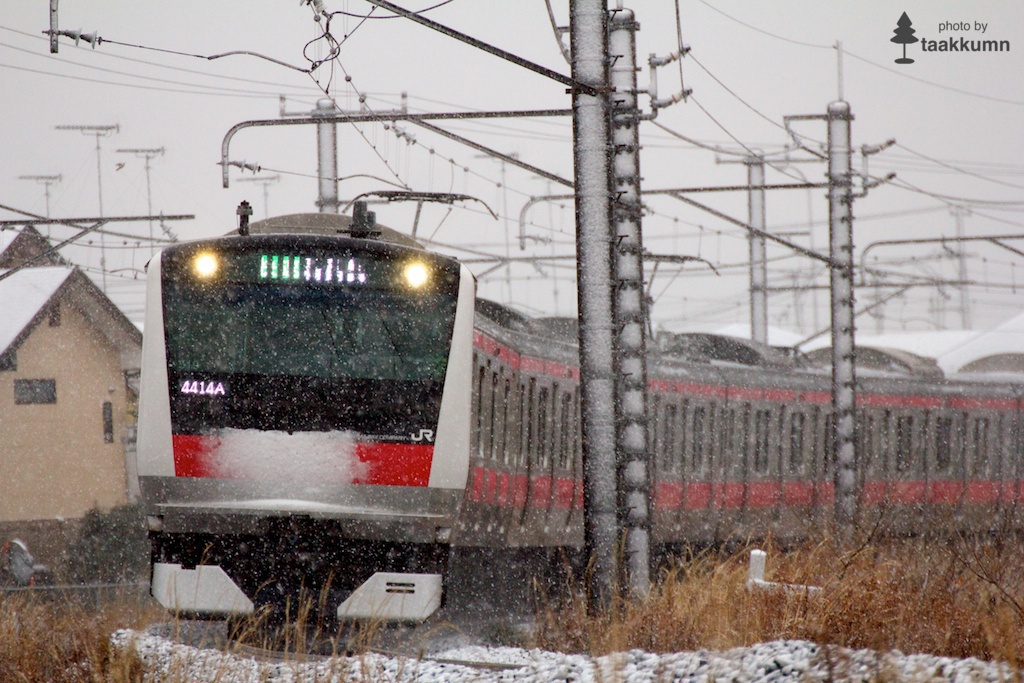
[171,434,433,486]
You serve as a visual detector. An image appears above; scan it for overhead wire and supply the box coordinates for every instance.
[891,143,1024,191]
[0,24,319,92]
[696,0,1024,107]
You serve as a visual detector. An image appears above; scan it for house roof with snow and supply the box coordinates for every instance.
[0,265,142,369]
[0,225,68,268]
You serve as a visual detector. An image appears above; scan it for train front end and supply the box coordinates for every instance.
[135,226,474,624]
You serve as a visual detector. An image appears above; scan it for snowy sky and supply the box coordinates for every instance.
[2,1,1022,339]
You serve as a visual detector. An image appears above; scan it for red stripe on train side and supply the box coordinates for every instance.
[354,442,433,486]
[554,477,576,509]
[470,466,485,501]
[530,476,553,508]
[892,481,927,504]
[485,469,498,504]
[947,396,1017,411]
[498,472,511,506]
[746,481,780,508]
[717,482,745,509]
[729,387,798,402]
[172,435,433,486]
[782,481,815,506]
[474,333,578,380]
[928,480,962,504]
[655,481,684,509]
[513,474,529,508]
[649,379,728,398]
[686,481,712,509]
[858,394,943,409]
[172,434,218,478]
[965,480,1001,504]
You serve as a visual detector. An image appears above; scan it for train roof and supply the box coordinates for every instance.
[245,213,425,250]
[475,299,805,369]
[658,332,799,369]
[803,345,945,378]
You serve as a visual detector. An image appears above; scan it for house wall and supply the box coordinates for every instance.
[0,297,130,523]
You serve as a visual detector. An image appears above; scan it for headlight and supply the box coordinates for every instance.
[193,252,219,278]
[403,262,429,288]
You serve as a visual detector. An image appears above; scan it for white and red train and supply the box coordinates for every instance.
[134,211,1023,625]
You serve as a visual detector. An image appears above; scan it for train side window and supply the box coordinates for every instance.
[677,400,689,473]
[661,402,678,472]
[706,402,718,470]
[495,373,510,462]
[722,407,736,468]
[738,404,751,474]
[558,391,573,470]
[488,369,501,460]
[995,414,1007,478]
[935,416,953,471]
[971,417,990,476]
[510,381,524,467]
[651,393,659,462]
[573,386,582,473]
[537,386,550,468]
[692,405,707,473]
[526,378,537,468]
[753,409,770,474]
[880,410,893,471]
[789,412,805,473]
[472,359,485,455]
[895,414,914,472]
[823,413,834,472]
[861,413,876,471]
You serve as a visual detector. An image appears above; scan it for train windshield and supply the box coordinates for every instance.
[159,238,460,436]
[164,283,455,382]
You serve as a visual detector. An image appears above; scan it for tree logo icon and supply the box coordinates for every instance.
[891,12,918,64]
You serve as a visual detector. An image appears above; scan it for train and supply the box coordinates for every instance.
[134,207,1024,626]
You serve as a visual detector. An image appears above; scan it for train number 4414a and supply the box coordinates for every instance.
[181,380,226,396]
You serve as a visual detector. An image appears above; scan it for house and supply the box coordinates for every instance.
[0,226,142,571]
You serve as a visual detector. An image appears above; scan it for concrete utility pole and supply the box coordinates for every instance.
[952,206,972,329]
[56,124,118,292]
[314,99,340,213]
[827,101,857,532]
[608,7,651,597]
[570,0,618,611]
[116,147,164,253]
[747,156,768,345]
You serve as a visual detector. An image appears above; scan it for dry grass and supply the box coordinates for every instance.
[7,535,1024,678]
[0,593,159,682]
[533,534,1024,665]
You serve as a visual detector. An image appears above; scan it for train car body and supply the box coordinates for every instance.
[136,214,476,623]
[134,211,1024,625]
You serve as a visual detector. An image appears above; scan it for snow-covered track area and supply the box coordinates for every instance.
[112,630,1017,682]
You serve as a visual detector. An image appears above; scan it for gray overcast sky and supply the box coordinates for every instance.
[2,1,1023,337]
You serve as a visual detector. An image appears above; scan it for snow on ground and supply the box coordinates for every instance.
[112,629,1017,682]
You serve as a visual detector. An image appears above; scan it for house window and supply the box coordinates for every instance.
[103,401,114,443]
[14,379,56,404]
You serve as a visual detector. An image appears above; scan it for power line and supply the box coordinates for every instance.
[697,0,833,50]
[892,143,1024,191]
[0,60,280,99]
[0,24,321,92]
